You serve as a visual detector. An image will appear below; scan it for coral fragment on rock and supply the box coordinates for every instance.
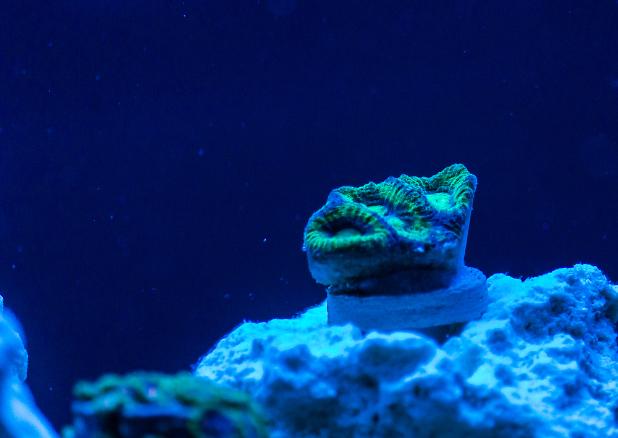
[303,163,477,294]
[303,164,487,331]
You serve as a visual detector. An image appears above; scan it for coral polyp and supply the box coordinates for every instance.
[303,164,477,294]
[304,202,392,254]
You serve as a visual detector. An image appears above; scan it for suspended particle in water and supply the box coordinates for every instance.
[267,0,296,16]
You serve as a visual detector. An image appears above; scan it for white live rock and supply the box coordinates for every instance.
[0,298,58,438]
[196,264,618,437]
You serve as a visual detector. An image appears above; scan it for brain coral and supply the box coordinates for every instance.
[63,372,267,438]
[303,164,477,294]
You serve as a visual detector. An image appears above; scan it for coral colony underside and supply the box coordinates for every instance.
[0,165,617,438]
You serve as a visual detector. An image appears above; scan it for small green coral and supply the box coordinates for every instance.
[303,164,477,294]
[64,372,268,438]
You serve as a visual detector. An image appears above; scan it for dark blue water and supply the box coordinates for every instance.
[0,0,617,429]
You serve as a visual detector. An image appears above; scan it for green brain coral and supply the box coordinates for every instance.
[303,164,477,294]
[63,372,268,438]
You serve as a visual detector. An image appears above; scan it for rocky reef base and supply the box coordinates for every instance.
[0,303,57,438]
[196,264,618,437]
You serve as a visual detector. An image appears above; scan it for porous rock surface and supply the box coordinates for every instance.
[196,264,618,437]
[0,301,57,438]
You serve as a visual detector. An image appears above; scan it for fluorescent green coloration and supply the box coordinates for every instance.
[64,372,268,438]
[303,164,477,294]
